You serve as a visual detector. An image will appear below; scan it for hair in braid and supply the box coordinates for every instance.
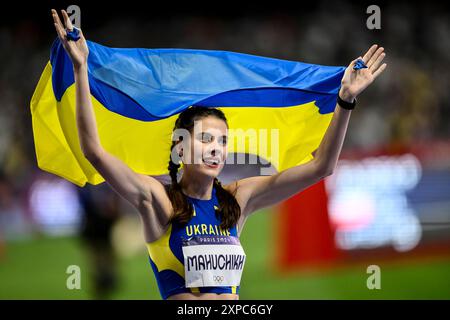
[213,177,241,230]
[167,138,193,225]
[166,106,241,230]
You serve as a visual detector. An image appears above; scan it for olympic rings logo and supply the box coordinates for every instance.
[213,276,224,283]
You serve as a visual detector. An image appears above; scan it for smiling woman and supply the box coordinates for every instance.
[166,106,240,231]
[152,106,244,299]
[48,7,387,300]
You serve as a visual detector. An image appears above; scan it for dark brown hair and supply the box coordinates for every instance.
[167,106,241,230]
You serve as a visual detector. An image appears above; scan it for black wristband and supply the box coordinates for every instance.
[337,94,356,110]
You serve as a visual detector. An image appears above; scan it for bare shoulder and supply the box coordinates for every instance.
[222,179,247,207]
[222,176,264,218]
[223,175,270,202]
[137,174,174,242]
[223,175,273,216]
[137,174,171,205]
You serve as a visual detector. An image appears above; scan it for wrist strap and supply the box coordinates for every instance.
[337,94,356,110]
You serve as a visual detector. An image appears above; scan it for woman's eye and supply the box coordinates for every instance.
[219,137,227,145]
[200,133,212,142]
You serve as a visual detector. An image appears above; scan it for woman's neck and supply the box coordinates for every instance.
[179,173,214,200]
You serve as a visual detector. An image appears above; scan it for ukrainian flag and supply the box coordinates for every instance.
[30,38,345,187]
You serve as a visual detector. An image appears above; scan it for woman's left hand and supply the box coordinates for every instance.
[339,44,387,102]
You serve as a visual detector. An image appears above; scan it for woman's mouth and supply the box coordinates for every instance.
[202,157,220,169]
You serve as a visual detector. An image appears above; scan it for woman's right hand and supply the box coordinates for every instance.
[51,9,89,69]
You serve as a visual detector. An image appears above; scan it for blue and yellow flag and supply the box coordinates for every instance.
[30,38,345,186]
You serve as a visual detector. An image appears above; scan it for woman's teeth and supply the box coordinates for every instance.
[203,158,219,166]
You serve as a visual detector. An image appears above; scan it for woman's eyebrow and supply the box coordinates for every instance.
[196,132,226,139]
[196,132,211,139]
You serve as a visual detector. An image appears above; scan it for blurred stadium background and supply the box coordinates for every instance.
[0,1,449,299]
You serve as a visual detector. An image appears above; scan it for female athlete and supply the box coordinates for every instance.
[51,9,387,300]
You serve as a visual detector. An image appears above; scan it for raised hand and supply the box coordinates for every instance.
[51,9,89,68]
[339,44,387,102]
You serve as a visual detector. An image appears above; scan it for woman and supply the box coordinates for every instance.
[51,9,386,300]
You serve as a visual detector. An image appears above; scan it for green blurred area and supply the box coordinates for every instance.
[1,210,449,299]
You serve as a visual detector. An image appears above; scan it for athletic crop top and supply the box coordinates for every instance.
[145,185,244,299]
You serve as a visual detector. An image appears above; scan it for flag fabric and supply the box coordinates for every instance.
[30,38,345,187]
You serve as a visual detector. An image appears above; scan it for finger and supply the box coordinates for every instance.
[362,44,378,64]
[345,57,359,76]
[54,21,68,42]
[370,52,386,72]
[367,47,384,68]
[373,63,387,79]
[53,23,65,40]
[349,56,361,68]
[79,28,86,40]
[61,9,73,31]
[54,23,73,52]
[51,9,65,30]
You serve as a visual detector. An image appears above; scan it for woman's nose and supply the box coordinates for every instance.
[208,145,222,158]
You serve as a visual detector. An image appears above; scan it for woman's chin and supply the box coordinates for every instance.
[200,164,222,178]
[186,162,223,179]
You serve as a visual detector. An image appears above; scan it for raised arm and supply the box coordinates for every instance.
[51,9,172,241]
[229,45,387,221]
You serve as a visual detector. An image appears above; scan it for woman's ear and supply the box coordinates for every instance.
[171,142,183,164]
[175,143,183,157]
